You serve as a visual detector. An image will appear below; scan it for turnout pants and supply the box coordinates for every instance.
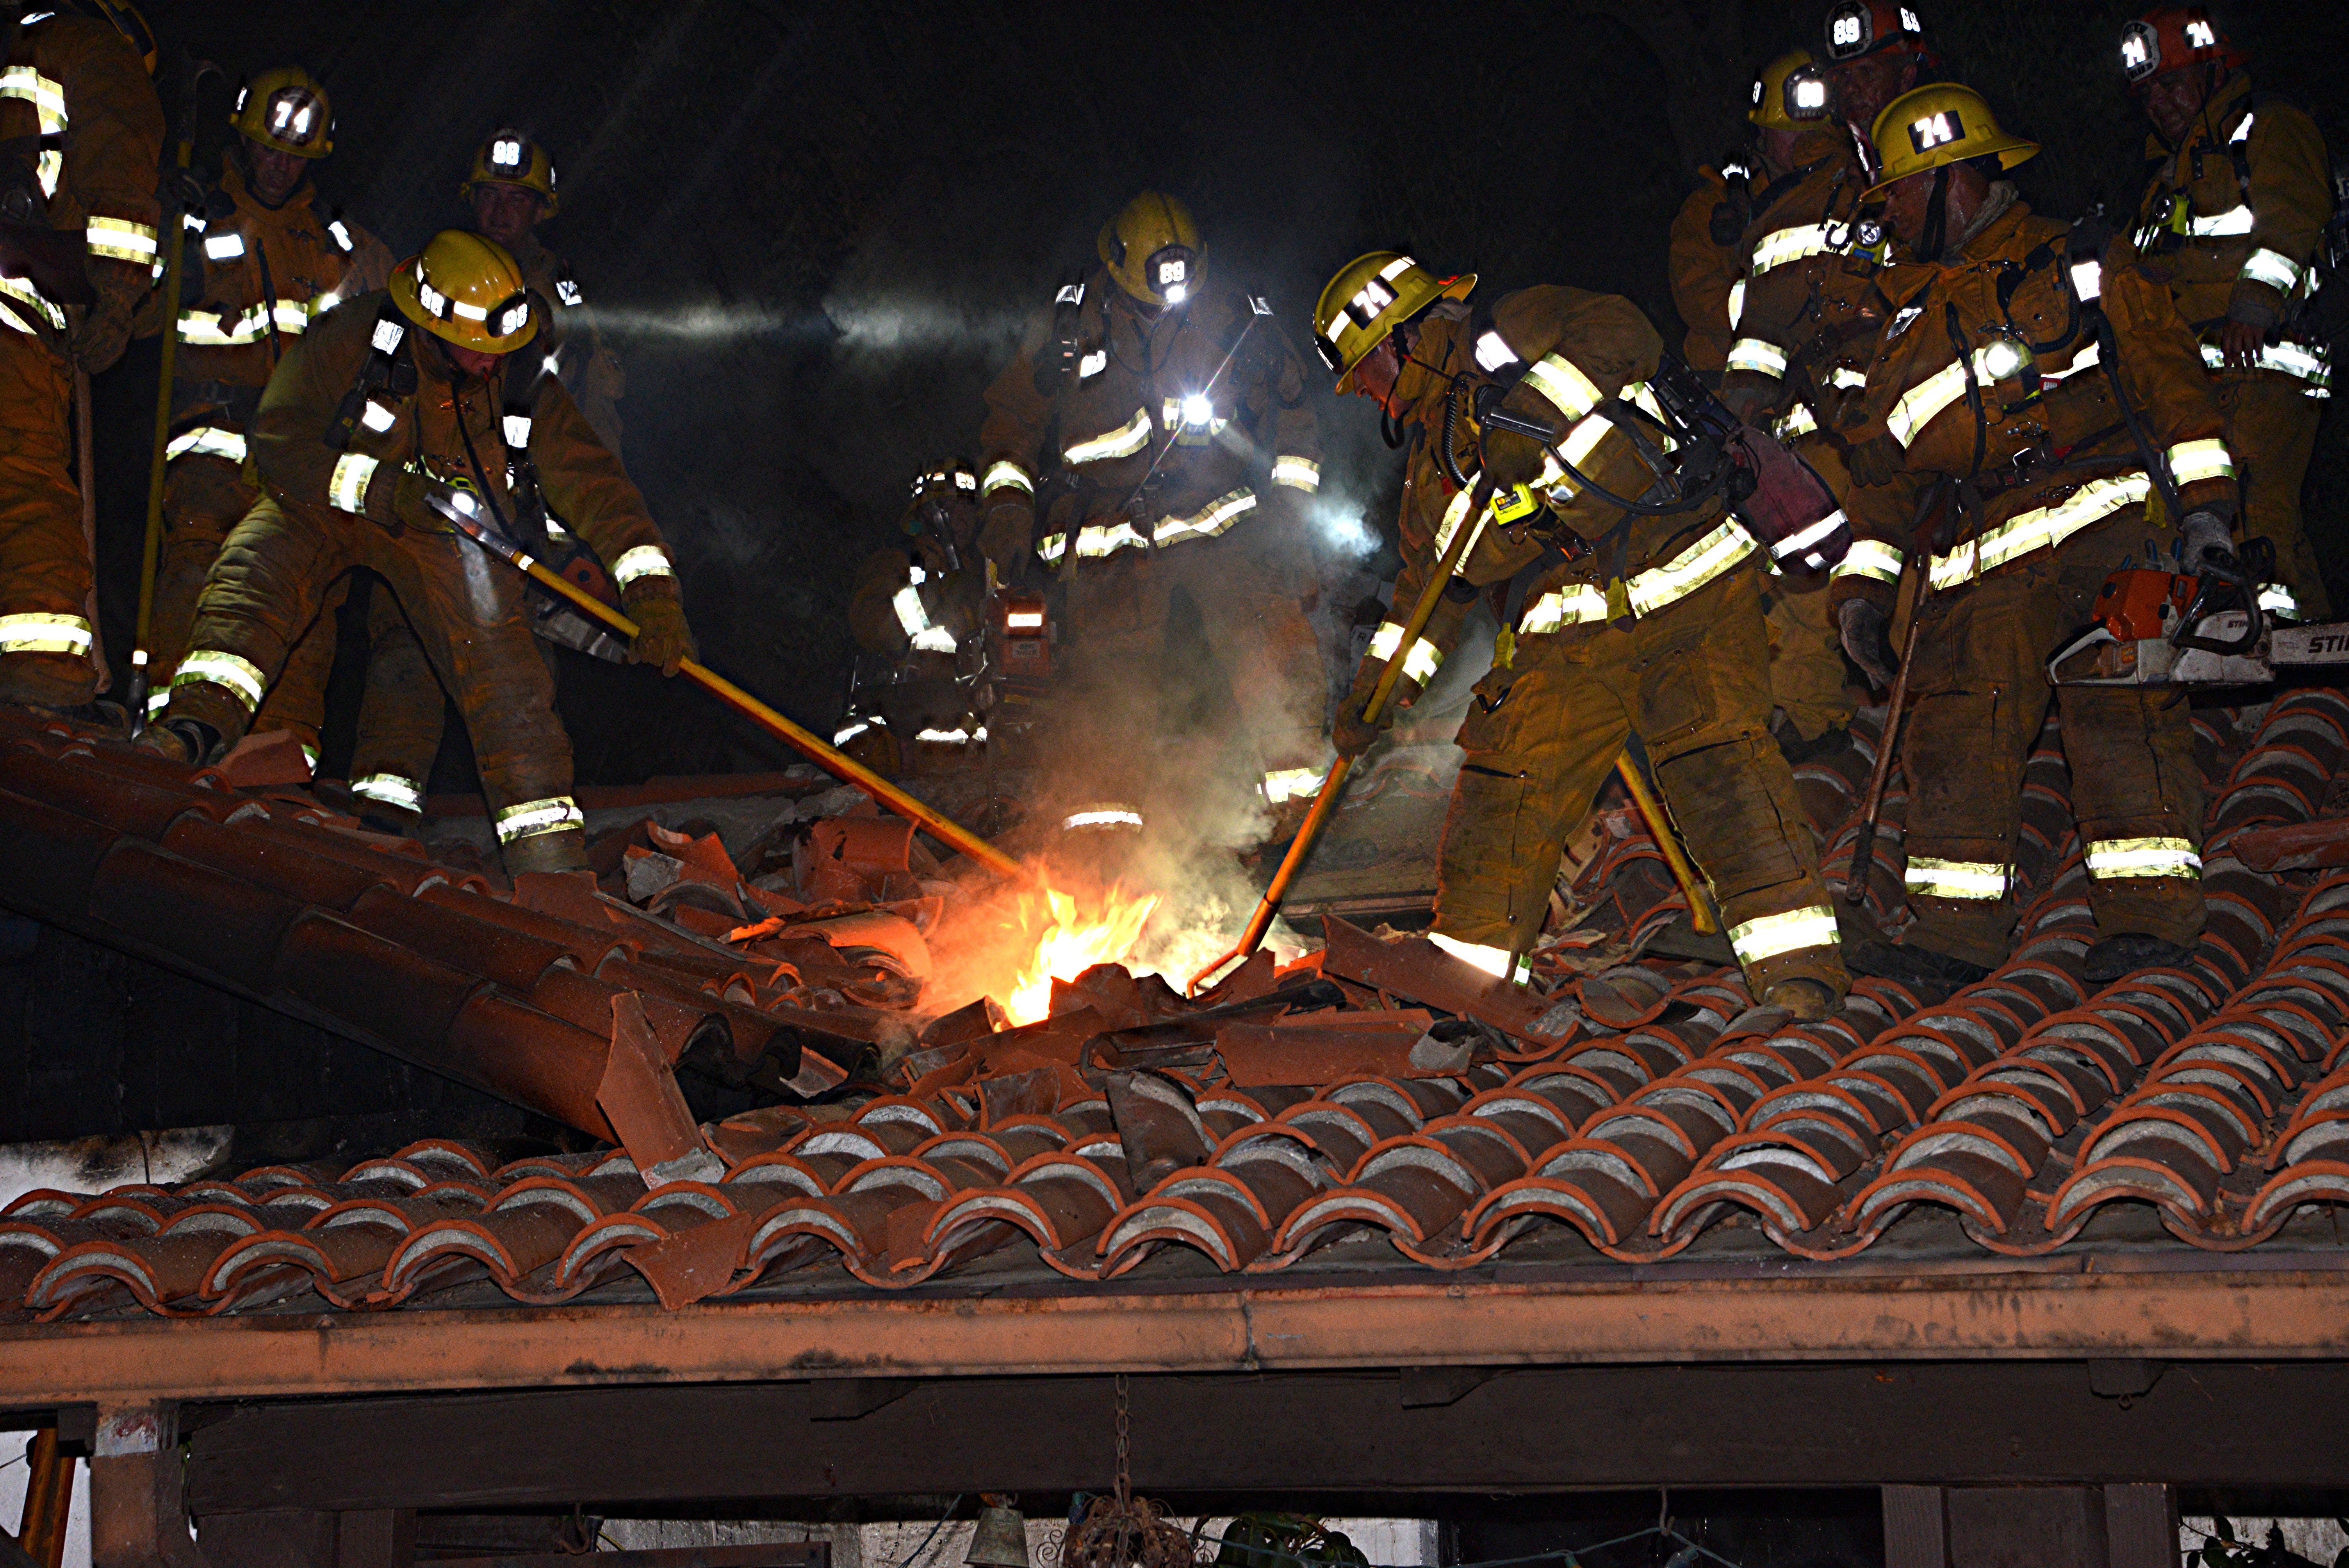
[151,453,342,761]
[1763,572,1855,745]
[2219,371,2326,619]
[0,331,95,707]
[1436,564,1846,999]
[1900,513,2205,967]
[163,497,587,874]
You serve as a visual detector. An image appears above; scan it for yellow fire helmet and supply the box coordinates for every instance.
[1749,49,1831,131]
[1098,192,1204,309]
[60,0,157,75]
[390,230,536,353]
[461,128,560,217]
[1864,83,2038,200]
[1312,251,1476,394]
[231,66,334,159]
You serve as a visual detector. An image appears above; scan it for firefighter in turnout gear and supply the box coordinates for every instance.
[0,2,162,709]
[978,192,1329,827]
[1820,1,1940,152]
[1666,161,1742,379]
[1830,83,2237,988]
[143,64,397,762]
[338,129,633,827]
[2121,7,2334,617]
[1317,251,1850,1018]
[839,462,996,775]
[146,232,694,877]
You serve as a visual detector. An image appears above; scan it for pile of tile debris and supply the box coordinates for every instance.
[2,684,2347,1322]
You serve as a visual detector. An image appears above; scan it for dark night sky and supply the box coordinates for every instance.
[87,1,2349,784]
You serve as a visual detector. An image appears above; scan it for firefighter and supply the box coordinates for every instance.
[145,231,695,877]
[977,192,1329,825]
[1315,253,1850,1019]
[337,129,635,830]
[144,64,397,763]
[1666,160,1741,380]
[0,0,162,711]
[2121,7,2334,618]
[1830,84,2237,987]
[1820,1,1939,147]
[838,462,994,775]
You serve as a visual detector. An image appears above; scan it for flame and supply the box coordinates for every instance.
[1003,884,1162,1025]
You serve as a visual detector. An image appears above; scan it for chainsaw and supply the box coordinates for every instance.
[2046,535,2340,687]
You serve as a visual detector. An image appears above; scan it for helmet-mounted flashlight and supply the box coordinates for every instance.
[1147,245,1196,305]
[1786,66,1831,120]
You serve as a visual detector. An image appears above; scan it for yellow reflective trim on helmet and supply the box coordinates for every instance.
[2084,836,2201,880]
[495,796,585,843]
[0,611,91,656]
[1727,905,1839,964]
[1905,856,2008,900]
[173,649,267,713]
[1062,407,1153,465]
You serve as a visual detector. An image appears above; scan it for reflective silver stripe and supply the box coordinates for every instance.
[0,611,91,655]
[165,427,247,464]
[1261,767,1326,805]
[611,545,674,587]
[2188,205,2254,237]
[1727,905,1839,964]
[1929,473,2150,591]
[1427,932,1527,983]
[1035,532,1067,564]
[176,295,333,347]
[1749,223,1836,276]
[1367,620,1440,685]
[1520,583,1610,633]
[833,716,880,745]
[1271,455,1321,492]
[173,649,267,713]
[981,459,1033,496]
[328,453,379,515]
[2084,836,2201,880]
[0,66,64,198]
[2201,340,2332,392]
[2258,582,2298,616]
[145,686,169,717]
[915,726,974,743]
[1062,407,1153,464]
[84,216,157,263]
[1827,365,1868,390]
[495,796,585,842]
[0,275,64,331]
[351,773,424,813]
[1775,403,1818,442]
[1905,856,2008,899]
[2165,438,2235,486]
[1831,539,1905,585]
[1154,488,1256,547]
[502,414,531,448]
[1887,343,2023,448]
[2239,247,2301,292]
[1726,280,1745,330]
[1522,353,1603,423]
[1067,519,1149,559]
[1725,337,1788,378]
[891,584,930,640]
[1063,807,1144,831]
[1770,510,1847,567]
[2041,340,2102,385]
[1625,518,1758,617]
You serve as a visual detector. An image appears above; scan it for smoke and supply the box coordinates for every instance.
[590,304,825,344]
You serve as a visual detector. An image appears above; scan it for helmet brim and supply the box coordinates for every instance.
[1333,271,1476,394]
[390,267,538,354]
[1863,134,2039,202]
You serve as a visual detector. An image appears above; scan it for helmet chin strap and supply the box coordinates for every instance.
[1916,162,1953,263]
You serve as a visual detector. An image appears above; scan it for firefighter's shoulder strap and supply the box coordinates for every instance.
[323,297,417,452]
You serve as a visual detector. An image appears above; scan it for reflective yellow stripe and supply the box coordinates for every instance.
[0,612,91,655]
[2239,247,2301,292]
[1725,338,1788,378]
[2085,836,2200,880]
[1271,455,1321,492]
[495,796,585,842]
[1750,223,1837,276]
[328,453,378,515]
[1929,473,2151,591]
[1062,407,1153,464]
[84,216,157,264]
[891,584,930,640]
[1520,584,1610,633]
[0,66,65,125]
[1428,932,1528,984]
[1727,905,1839,964]
[1367,620,1441,686]
[1775,403,1818,442]
[611,545,674,587]
[1726,280,1745,330]
[1831,538,1905,585]
[1625,518,1757,617]
[2042,340,2102,385]
[2188,205,2254,237]
[176,295,335,347]
[1070,519,1148,559]
[0,275,64,331]
[1154,488,1256,547]
[981,459,1033,497]
[2201,340,2331,392]
[351,774,425,813]
[165,427,247,465]
[1887,353,1982,447]
[1827,365,1869,390]
[1522,353,1604,423]
[1036,532,1067,564]
[2165,438,2235,486]
[1063,806,1145,832]
[173,649,267,713]
[1905,856,2008,900]
[1262,767,1326,805]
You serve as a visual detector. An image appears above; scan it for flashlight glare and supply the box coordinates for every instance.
[1182,395,1212,426]
[1164,283,1188,305]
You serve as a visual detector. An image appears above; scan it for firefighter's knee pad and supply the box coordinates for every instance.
[1654,734,1811,900]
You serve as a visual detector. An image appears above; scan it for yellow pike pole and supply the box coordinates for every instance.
[1190,477,1495,994]
[423,494,1029,884]
[1610,748,1717,935]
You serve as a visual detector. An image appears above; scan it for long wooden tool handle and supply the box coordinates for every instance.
[431,497,1029,883]
[130,105,205,729]
[1191,476,1497,992]
[1848,579,1927,905]
[1613,752,1716,935]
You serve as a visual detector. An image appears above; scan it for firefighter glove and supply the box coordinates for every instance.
[624,587,695,676]
[2180,509,2235,572]
[70,287,135,375]
[1845,434,1904,488]
[1332,686,1397,759]
[1837,598,1897,690]
[978,500,1035,570]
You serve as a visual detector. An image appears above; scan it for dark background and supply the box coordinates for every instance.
[85,0,2349,787]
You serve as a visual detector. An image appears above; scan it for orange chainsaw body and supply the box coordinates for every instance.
[2091,568,2197,641]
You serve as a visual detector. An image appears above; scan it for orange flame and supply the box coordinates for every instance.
[1003,885,1162,1025]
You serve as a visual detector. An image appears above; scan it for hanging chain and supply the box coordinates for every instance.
[1114,1374,1131,1507]
[1068,1374,1189,1568]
